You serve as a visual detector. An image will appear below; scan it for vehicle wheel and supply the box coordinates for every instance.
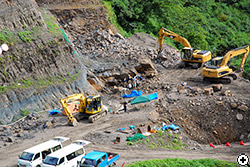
[36,165,41,167]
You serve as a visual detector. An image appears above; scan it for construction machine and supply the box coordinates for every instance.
[60,93,108,126]
[158,27,212,68]
[202,45,249,84]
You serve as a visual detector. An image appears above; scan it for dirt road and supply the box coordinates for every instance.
[1,108,249,167]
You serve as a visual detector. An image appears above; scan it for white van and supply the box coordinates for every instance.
[41,140,91,167]
[17,136,69,167]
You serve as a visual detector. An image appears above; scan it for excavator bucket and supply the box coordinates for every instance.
[68,117,79,126]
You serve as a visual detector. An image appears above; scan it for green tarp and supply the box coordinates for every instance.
[130,93,158,105]
[60,29,78,58]
[130,95,151,105]
[127,133,146,141]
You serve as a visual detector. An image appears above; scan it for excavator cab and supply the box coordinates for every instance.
[181,47,194,60]
[208,57,224,66]
[206,56,230,68]
[85,95,102,115]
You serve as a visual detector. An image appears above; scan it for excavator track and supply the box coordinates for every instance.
[88,110,108,123]
[203,77,231,84]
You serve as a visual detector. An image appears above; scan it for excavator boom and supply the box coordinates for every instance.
[158,27,191,51]
[219,45,249,70]
[60,93,86,126]
[158,27,211,65]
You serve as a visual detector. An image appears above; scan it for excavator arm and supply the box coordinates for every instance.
[202,45,249,83]
[59,93,86,126]
[219,45,249,71]
[158,27,191,52]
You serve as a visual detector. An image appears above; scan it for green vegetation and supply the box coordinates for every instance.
[21,109,31,117]
[44,15,62,38]
[0,27,43,45]
[13,109,32,122]
[18,30,32,43]
[102,0,129,37]
[127,131,187,150]
[0,29,16,45]
[126,158,237,167]
[104,0,250,73]
[0,70,81,94]
[231,55,250,74]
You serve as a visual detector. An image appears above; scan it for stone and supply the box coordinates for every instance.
[238,105,248,112]
[204,88,213,95]
[7,136,14,142]
[212,84,223,92]
[230,102,238,109]
[236,114,243,121]
[190,87,202,94]
[134,58,158,77]
[114,33,124,39]
[4,128,13,136]
[216,101,224,105]
[108,28,114,36]
[221,89,230,96]
[240,135,244,140]
[3,126,9,130]
[177,85,185,94]
[213,130,218,135]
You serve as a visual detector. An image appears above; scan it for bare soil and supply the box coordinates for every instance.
[0,107,249,166]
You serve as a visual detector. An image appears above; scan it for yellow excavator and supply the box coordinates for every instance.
[158,27,212,68]
[60,93,108,126]
[202,45,249,84]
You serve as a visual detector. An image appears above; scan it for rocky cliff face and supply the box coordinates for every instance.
[0,0,94,124]
[0,0,80,84]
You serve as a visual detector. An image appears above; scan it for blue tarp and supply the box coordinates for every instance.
[48,109,61,115]
[162,124,182,131]
[149,93,158,100]
[122,90,143,98]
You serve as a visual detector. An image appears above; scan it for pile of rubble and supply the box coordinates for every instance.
[72,29,180,90]
[0,113,56,147]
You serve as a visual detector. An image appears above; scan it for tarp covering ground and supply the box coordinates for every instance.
[130,93,158,105]
[122,90,143,98]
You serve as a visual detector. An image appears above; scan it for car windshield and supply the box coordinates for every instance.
[80,158,95,167]
[43,156,59,166]
[19,152,34,161]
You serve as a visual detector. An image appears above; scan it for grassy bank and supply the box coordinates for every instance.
[126,158,237,167]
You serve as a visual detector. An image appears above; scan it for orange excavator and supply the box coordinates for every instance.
[60,93,108,126]
[202,45,249,83]
[158,27,212,68]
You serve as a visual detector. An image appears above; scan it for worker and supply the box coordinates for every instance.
[121,87,129,96]
[123,101,128,112]
[128,80,132,89]
[132,76,137,88]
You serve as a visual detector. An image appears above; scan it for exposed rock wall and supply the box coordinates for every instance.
[0,0,80,85]
[0,0,94,124]
[0,67,96,124]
